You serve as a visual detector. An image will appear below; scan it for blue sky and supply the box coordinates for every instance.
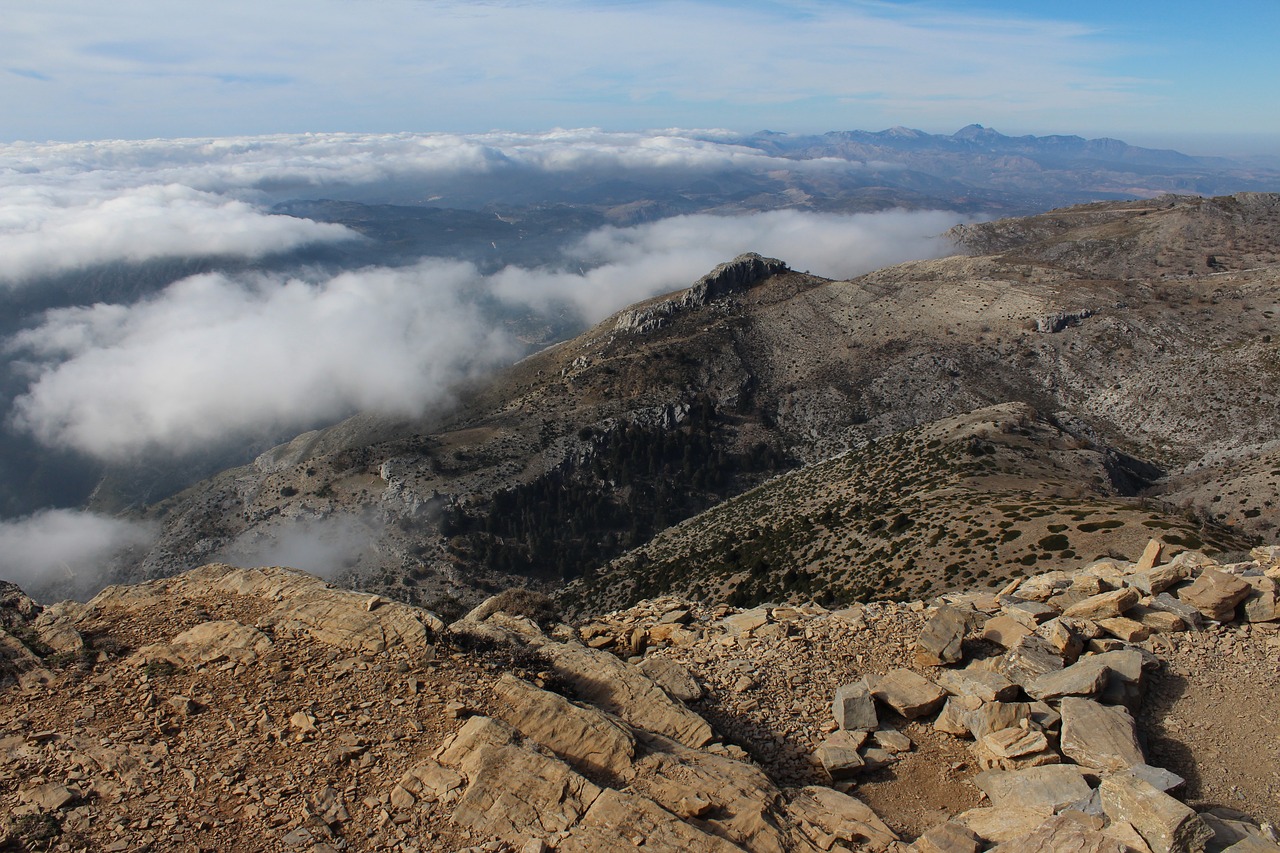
[3,0,1278,153]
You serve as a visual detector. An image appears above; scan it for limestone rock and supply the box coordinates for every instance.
[789,785,900,852]
[1177,569,1252,621]
[816,730,867,781]
[1026,660,1110,701]
[530,633,715,748]
[22,782,77,811]
[915,605,968,666]
[133,620,274,667]
[492,673,636,781]
[1096,616,1152,642]
[630,731,794,853]
[992,814,1128,853]
[974,765,1092,814]
[1099,773,1213,853]
[936,667,1020,703]
[1000,634,1065,690]
[1135,540,1165,573]
[871,669,947,719]
[959,807,1055,845]
[833,680,878,731]
[448,733,603,843]
[982,615,1034,649]
[914,821,983,853]
[559,788,743,853]
[1060,697,1145,772]
[637,657,704,702]
[1126,563,1190,597]
[1064,588,1140,621]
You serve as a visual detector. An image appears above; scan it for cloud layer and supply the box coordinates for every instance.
[8,261,515,459]
[0,183,356,284]
[0,509,156,598]
[7,208,957,460]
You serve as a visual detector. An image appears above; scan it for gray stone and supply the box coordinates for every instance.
[916,605,968,666]
[937,667,1020,703]
[1000,634,1065,690]
[1148,594,1205,630]
[1026,660,1110,701]
[1123,763,1186,793]
[833,679,878,731]
[1099,773,1213,853]
[816,729,868,781]
[1060,697,1144,772]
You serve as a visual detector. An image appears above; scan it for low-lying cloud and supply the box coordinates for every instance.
[8,261,515,460]
[0,183,356,285]
[7,208,958,460]
[0,509,156,599]
[217,513,376,581]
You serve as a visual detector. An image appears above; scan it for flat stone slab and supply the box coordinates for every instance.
[995,814,1129,853]
[975,765,1092,814]
[937,667,1020,703]
[1178,569,1252,621]
[816,730,867,781]
[1059,697,1145,772]
[1000,634,1065,690]
[871,669,946,719]
[1064,588,1140,621]
[1026,660,1110,701]
[1100,773,1213,853]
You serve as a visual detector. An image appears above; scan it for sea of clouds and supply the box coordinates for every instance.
[0,129,963,591]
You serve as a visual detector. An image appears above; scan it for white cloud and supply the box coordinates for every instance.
[0,182,356,284]
[6,208,959,460]
[8,261,517,460]
[0,509,156,598]
[491,208,961,322]
[218,513,376,581]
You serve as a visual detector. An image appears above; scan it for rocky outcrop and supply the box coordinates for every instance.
[3,542,1280,851]
[614,253,788,333]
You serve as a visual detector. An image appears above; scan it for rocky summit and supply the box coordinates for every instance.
[3,541,1280,852]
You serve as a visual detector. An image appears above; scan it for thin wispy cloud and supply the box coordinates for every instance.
[0,509,156,599]
[0,0,1195,142]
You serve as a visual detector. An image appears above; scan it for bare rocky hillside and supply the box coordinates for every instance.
[96,193,1280,615]
[562,404,1248,615]
[3,541,1279,852]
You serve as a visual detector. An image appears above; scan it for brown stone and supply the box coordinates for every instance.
[1064,588,1140,621]
[1178,569,1252,622]
[915,605,968,666]
[1099,773,1213,853]
[1060,697,1144,772]
[871,669,947,719]
[992,814,1129,853]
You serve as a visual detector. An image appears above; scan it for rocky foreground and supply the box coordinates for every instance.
[2,542,1279,852]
